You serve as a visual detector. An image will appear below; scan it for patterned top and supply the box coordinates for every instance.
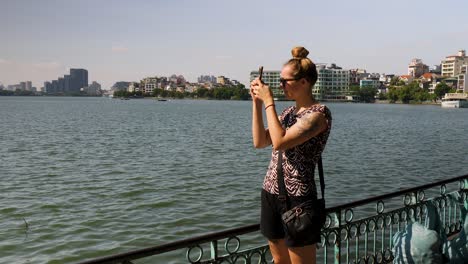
[262,104,332,197]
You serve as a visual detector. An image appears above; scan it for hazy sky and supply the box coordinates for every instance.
[1,0,468,89]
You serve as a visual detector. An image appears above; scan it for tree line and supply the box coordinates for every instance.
[383,81,454,103]
[113,85,250,100]
[0,90,37,96]
[350,80,456,104]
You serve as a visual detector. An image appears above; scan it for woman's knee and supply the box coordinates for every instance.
[269,239,291,264]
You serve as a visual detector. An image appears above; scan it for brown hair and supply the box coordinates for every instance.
[285,46,318,87]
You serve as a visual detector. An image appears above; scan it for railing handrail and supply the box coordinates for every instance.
[327,173,468,212]
[77,224,260,264]
[76,173,468,264]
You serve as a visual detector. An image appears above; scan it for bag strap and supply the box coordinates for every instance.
[276,111,325,211]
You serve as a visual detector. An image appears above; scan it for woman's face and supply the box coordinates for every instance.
[280,64,303,100]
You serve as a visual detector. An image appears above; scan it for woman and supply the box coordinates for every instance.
[250,46,332,264]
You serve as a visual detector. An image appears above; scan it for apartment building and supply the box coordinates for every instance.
[458,65,468,93]
[314,64,350,101]
[441,50,468,77]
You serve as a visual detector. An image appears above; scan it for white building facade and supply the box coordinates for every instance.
[458,65,468,93]
[441,50,468,77]
[314,64,350,101]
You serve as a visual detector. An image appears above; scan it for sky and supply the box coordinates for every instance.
[1,0,468,90]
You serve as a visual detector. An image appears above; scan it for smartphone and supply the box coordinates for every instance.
[258,66,263,81]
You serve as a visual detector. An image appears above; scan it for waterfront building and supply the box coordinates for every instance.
[377,74,395,84]
[44,81,52,93]
[458,65,468,93]
[142,77,158,94]
[84,81,102,95]
[58,77,65,93]
[314,64,350,101]
[7,81,33,91]
[419,73,436,83]
[418,73,438,90]
[441,50,468,77]
[408,59,429,78]
[250,70,282,99]
[111,81,131,92]
[127,82,140,93]
[70,68,88,92]
[51,80,59,94]
[19,82,26,91]
[44,69,89,94]
[349,69,368,85]
[7,84,21,91]
[360,79,380,89]
[25,81,32,91]
[399,75,414,84]
[184,83,197,93]
[64,75,71,93]
[216,76,228,85]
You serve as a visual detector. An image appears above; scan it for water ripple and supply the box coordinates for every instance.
[0,98,467,263]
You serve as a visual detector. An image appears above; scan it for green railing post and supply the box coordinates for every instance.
[334,210,341,264]
[210,240,218,261]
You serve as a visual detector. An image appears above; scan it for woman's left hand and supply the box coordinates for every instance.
[250,78,274,105]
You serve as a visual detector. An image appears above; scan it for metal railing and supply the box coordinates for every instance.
[77,174,468,264]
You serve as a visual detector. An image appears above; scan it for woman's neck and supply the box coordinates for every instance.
[295,93,316,110]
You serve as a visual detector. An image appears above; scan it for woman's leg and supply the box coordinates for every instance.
[288,244,316,264]
[268,239,292,264]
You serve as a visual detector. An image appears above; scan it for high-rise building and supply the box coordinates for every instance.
[58,77,65,93]
[25,81,32,91]
[64,75,71,92]
[441,50,468,77]
[20,82,26,91]
[51,80,59,94]
[70,68,88,92]
[44,82,52,93]
[198,75,217,83]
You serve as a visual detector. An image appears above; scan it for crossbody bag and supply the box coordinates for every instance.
[277,112,326,240]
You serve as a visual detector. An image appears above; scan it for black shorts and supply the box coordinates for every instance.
[260,189,321,247]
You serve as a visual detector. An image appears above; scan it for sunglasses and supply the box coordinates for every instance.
[279,77,301,86]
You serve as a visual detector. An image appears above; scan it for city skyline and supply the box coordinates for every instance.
[2,0,468,90]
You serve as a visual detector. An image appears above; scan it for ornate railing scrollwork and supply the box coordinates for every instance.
[77,174,468,264]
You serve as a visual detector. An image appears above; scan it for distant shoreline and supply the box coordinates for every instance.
[0,95,443,105]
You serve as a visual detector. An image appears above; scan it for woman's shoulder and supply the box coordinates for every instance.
[280,105,295,117]
[303,104,332,120]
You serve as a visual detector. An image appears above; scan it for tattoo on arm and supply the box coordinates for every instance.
[296,114,322,137]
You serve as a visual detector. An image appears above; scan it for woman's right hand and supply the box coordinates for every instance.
[250,78,263,104]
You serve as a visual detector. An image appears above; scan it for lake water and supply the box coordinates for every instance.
[0,97,467,263]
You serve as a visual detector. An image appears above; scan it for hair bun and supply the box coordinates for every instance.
[291,46,309,59]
